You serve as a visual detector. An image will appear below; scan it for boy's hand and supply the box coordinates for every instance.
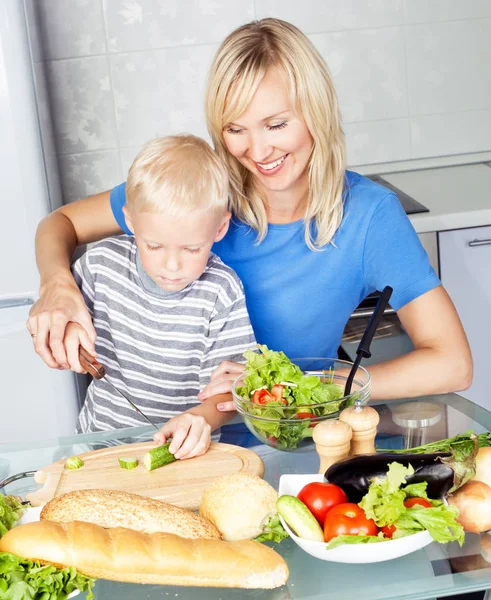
[153,413,211,460]
[64,322,94,373]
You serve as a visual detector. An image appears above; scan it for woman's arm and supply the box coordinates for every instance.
[366,285,473,400]
[28,190,122,369]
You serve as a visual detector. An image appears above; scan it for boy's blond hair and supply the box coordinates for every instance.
[126,135,229,216]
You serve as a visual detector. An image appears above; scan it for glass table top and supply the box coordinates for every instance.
[1,392,490,600]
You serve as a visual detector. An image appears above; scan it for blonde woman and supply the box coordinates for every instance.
[28,19,472,414]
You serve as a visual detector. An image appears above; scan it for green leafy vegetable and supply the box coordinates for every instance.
[380,431,491,459]
[0,552,95,599]
[254,514,289,544]
[236,345,350,449]
[0,497,26,539]
[359,462,464,546]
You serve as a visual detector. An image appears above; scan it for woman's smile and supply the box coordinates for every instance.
[254,153,289,175]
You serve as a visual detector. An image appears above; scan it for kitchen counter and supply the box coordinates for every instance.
[1,393,491,600]
[381,163,491,234]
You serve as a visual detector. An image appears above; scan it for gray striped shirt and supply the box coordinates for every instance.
[72,235,256,433]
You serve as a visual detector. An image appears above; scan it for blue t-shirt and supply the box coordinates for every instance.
[110,171,440,359]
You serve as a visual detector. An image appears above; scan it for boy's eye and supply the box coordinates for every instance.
[185,248,201,254]
[146,244,161,252]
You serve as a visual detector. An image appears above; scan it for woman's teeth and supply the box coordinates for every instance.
[257,155,286,170]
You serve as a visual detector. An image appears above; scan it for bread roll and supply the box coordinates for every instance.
[41,489,220,539]
[0,520,288,589]
[200,473,277,541]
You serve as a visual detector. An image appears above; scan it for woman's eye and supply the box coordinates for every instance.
[146,244,161,252]
[269,122,287,131]
[225,126,243,135]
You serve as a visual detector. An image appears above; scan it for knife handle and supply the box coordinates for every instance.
[79,347,106,380]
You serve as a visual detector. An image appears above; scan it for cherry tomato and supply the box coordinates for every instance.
[323,503,378,542]
[381,524,397,539]
[297,482,348,526]
[404,497,432,509]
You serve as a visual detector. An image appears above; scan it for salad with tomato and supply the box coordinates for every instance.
[278,462,465,549]
[234,345,351,450]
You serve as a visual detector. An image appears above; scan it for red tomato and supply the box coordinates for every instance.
[270,384,284,402]
[381,524,397,539]
[295,412,317,427]
[297,482,348,526]
[252,389,274,404]
[404,497,432,509]
[323,503,378,542]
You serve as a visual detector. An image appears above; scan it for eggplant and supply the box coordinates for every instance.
[325,452,454,503]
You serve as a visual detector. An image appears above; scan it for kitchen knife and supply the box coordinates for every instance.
[78,347,159,430]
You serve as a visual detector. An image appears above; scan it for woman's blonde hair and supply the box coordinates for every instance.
[205,18,346,249]
[126,135,229,217]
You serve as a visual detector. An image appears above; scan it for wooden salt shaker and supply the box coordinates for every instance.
[312,420,352,474]
[339,405,380,455]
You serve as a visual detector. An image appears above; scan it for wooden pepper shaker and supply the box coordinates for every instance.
[339,405,380,455]
[313,420,352,474]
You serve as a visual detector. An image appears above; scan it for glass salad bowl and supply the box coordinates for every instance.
[232,357,371,452]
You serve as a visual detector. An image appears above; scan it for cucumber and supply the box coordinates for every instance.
[276,495,325,542]
[143,442,177,471]
[119,457,138,470]
[65,456,84,470]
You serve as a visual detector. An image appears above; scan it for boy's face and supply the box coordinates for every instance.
[124,207,231,292]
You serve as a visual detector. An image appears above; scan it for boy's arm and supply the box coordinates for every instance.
[185,393,235,431]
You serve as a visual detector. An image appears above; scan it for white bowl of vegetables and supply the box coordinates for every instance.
[277,462,464,563]
[232,346,371,452]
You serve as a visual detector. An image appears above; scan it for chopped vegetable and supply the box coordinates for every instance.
[254,514,289,543]
[236,345,351,449]
[64,456,84,470]
[0,496,26,539]
[143,442,176,471]
[119,457,139,470]
[0,551,95,599]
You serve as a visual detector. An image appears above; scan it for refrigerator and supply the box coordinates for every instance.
[0,0,82,444]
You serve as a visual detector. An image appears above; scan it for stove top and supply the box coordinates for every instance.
[368,174,429,215]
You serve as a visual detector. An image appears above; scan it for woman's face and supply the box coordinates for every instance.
[222,67,314,199]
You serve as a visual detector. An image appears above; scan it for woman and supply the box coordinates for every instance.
[28,19,472,412]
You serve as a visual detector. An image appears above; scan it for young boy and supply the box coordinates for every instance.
[65,135,256,459]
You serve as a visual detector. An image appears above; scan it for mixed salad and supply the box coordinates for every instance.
[235,345,352,449]
[278,461,465,549]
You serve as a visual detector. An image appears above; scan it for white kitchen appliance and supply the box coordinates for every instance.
[0,0,82,444]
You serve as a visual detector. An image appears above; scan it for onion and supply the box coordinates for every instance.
[448,480,491,533]
[474,447,491,488]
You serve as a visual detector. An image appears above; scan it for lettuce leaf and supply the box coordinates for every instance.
[254,514,289,543]
[393,504,465,545]
[326,532,386,550]
[0,552,95,600]
[0,497,26,539]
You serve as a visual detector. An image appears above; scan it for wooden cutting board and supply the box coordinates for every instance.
[26,442,264,510]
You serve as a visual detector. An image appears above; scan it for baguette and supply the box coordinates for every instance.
[40,489,220,539]
[0,520,288,589]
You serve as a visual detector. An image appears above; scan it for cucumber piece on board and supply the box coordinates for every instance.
[143,442,177,471]
[276,495,325,542]
[119,457,139,470]
[65,456,84,470]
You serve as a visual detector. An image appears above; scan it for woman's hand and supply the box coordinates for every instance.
[27,275,96,370]
[153,413,211,459]
[198,361,246,411]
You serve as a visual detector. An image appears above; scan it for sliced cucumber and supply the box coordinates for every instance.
[119,457,139,470]
[65,456,84,470]
[276,495,324,542]
[143,442,177,471]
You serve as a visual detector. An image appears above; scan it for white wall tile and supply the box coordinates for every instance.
[406,18,491,115]
[58,150,122,203]
[110,45,216,148]
[403,0,491,24]
[120,146,142,178]
[311,28,408,123]
[46,56,118,154]
[35,0,106,59]
[345,119,411,166]
[410,110,491,158]
[104,0,253,52]
[256,0,404,33]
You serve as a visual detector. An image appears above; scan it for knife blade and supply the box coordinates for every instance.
[78,347,159,430]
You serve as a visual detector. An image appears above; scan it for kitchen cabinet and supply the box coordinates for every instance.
[439,225,491,411]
